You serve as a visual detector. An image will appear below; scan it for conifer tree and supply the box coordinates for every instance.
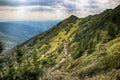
[0,42,4,54]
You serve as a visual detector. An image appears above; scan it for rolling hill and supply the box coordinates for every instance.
[0,5,120,80]
[0,21,60,49]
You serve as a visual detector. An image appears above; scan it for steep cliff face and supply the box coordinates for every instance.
[0,5,120,80]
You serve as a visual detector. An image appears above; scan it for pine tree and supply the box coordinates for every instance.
[0,42,4,54]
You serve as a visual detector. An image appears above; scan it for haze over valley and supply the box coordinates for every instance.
[0,20,60,49]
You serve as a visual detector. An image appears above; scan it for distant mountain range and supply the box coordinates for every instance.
[0,20,60,49]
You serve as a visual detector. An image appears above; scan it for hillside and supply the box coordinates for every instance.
[0,5,120,80]
[0,21,60,50]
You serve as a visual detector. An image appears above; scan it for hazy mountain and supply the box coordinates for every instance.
[0,5,120,80]
[0,20,60,49]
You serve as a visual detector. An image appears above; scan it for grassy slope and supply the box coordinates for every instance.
[47,6,120,80]
[1,5,120,80]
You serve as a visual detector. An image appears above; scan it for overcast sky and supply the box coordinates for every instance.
[0,0,120,21]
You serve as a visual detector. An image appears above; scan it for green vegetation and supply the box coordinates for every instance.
[0,5,120,80]
[0,42,4,53]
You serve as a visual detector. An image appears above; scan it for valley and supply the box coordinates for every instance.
[0,20,60,49]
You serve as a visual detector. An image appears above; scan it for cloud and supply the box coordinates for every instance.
[0,0,120,21]
[0,6,54,12]
[0,0,57,6]
[0,5,70,21]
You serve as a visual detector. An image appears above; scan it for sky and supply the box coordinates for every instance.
[0,0,120,21]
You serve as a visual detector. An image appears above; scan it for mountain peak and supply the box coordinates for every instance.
[61,15,79,24]
[68,15,79,19]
